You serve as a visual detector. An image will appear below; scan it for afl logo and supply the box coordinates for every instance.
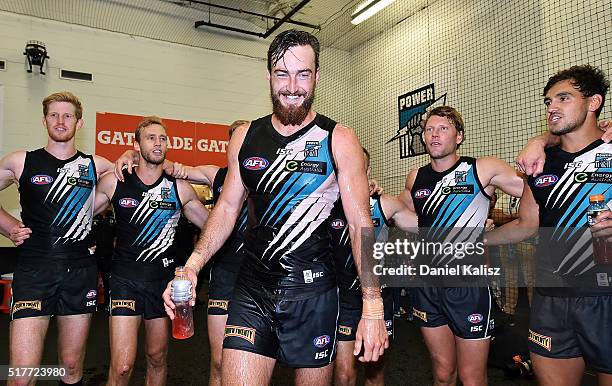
[534,174,558,187]
[86,289,97,299]
[331,219,345,229]
[243,157,269,170]
[119,198,139,208]
[31,175,53,185]
[313,335,330,348]
[414,189,431,199]
[468,313,483,324]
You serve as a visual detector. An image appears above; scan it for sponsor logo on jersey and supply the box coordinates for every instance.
[66,176,94,188]
[313,335,330,348]
[595,153,612,168]
[111,300,136,311]
[12,300,42,315]
[455,171,467,183]
[441,185,474,195]
[528,329,551,351]
[414,188,431,199]
[149,201,177,210]
[412,308,427,322]
[284,160,327,175]
[243,157,269,170]
[161,187,171,199]
[225,325,256,344]
[304,141,321,157]
[208,299,229,310]
[338,325,352,335]
[78,164,90,177]
[331,219,345,229]
[276,148,293,156]
[534,174,558,187]
[31,175,54,185]
[468,313,483,323]
[119,198,139,208]
[564,161,583,169]
[86,289,97,299]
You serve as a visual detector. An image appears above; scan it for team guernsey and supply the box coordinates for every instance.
[18,148,97,261]
[111,171,182,281]
[223,114,340,367]
[237,113,340,299]
[410,156,493,339]
[527,140,612,296]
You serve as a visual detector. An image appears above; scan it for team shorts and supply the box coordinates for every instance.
[223,284,339,368]
[528,292,612,373]
[337,288,394,342]
[412,286,494,339]
[108,274,168,320]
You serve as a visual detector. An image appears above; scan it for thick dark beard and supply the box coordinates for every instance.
[141,151,165,165]
[271,91,315,126]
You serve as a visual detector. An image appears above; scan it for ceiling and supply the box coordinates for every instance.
[0,0,429,55]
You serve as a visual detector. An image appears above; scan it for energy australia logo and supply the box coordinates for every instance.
[387,83,447,159]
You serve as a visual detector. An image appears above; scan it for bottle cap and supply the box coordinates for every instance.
[589,194,605,202]
[175,266,185,275]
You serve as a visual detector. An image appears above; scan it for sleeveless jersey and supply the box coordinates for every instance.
[411,156,490,266]
[329,194,390,291]
[238,114,340,299]
[527,140,612,296]
[111,171,182,280]
[18,148,96,260]
[211,167,247,272]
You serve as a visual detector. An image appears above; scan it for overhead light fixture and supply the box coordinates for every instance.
[351,0,395,25]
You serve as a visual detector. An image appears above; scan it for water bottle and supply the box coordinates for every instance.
[171,266,194,339]
[587,194,610,265]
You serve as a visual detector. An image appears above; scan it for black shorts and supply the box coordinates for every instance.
[109,274,168,320]
[337,288,394,342]
[223,284,339,368]
[207,264,240,316]
[412,286,493,339]
[529,292,612,373]
[11,264,98,320]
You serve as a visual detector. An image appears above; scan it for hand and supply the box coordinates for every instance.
[369,179,384,196]
[354,318,389,362]
[515,137,547,177]
[114,150,139,181]
[590,210,612,242]
[598,119,612,143]
[162,265,199,319]
[8,223,31,246]
[168,162,187,179]
[485,218,495,232]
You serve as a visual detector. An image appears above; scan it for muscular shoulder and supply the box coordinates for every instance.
[405,169,418,190]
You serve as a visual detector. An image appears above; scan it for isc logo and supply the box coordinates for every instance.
[313,335,330,348]
[243,157,269,170]
[330,219,345,229]
[534,174,558,187]
[414,189,431,199]
[119,198,139,208]
[31,175,53,185]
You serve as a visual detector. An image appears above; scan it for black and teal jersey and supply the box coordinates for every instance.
[329,194,390,291]
[528,140,612,295]
[111,171,182,279]
[211,167,247,272]
[237,114,340,299]
[411,156,490,266]
[18,148,96,259]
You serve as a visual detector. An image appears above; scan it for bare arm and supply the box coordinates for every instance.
[398,169,418,212]
[93,155,115,180]
[380,194,418,232]
[478,157,524,198]
[176,179,210,228]
[181,165,220,186]
[0,152,30,244]
[94,173,117,215]
[484,179,539,246]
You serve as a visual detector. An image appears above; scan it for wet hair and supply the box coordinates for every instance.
[135,116,166,143]
[267,29,320,72]
[543,65,609,117]
[42,91,83,119]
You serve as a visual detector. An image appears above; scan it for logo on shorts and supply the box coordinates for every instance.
[225,325,256,344]
[468,313,483,324]
[385,320,393,328]
[208,299,229,310]
[331,219,345,229]
[534,174,558,187]
[31,175,53,185]
[528,329,551,351]
[119,198,139,208]
[338,325,352,336]
[412,308,427,322]
[243,157,269,171]
[111,300,136,311]
[86,289,97,299]
[313,335,330,348]
[12,300,42,315]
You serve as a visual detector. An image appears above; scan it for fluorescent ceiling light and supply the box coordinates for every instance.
[351,0,396,25]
